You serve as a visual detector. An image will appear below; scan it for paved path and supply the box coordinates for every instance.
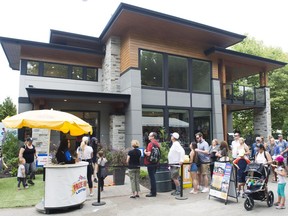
[0,175,286,216]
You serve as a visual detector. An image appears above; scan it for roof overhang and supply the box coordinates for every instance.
[205,47,287,82]
[100,3,246,48]
[26,88,130,105]
[0,37,105,70]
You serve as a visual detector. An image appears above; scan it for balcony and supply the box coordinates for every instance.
[222,84,266,108]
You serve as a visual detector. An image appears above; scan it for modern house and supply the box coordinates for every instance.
[0,3,286,149]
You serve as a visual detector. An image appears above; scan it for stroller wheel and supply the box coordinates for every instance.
[267,191,274,207]
[244,197,254,211]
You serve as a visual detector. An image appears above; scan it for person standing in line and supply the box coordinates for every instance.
[231,132,240,160]
[195,132,210,193]
[96,151,108,192]
[188,142,199,194]
[144,132,160,197]
[77,136,94,196]
[168,132,185,196]
[273,155,286,209]
[18,137,37,185]
[17,158,29,190]
[127,140,142,198]
[209,139,220,178]
[236,137,250,158]
[251,136,262,160]
[90,136,98,183]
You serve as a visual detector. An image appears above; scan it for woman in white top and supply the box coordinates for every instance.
[237,137,250,159]
[255,144,272,164]
[77,136,94,196]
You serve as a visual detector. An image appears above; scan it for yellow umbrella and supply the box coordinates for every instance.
[2,109,93,136]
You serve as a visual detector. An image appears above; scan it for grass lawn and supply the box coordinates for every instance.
[0,175,44,208]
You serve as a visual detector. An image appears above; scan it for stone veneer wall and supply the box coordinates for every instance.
[109,115,125,150]
[254,87,271,141]
[102,36,121,93]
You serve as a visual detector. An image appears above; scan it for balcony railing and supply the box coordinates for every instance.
[223,84,266,107]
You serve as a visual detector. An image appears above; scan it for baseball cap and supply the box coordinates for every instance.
[238,149,245,157]
[256,137,261,141]
[275,155,284,163]
[171,132,180,140]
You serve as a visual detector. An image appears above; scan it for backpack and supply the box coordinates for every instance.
[64,150,72,162]
[149,143,161,164]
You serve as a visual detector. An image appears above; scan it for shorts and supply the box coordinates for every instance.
[170,166,180,179]
[190,163,198,172]
[277,183,286,197]
[237,172,246,183]
[199,163,209,175]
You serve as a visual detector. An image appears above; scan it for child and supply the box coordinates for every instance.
[273,155,286,209]
[17,158,28,190]
[233,149,251,197]
[96,151,108,192]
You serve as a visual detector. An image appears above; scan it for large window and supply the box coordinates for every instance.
[193,110,211,144]
[44,63,68,78]
[192,60,211,93]
[168,55,188,90]
[141,50,163,88]
[168,109,189,145]
[27,61,39,75]
[142,108,164,146]
[140,50,211,93]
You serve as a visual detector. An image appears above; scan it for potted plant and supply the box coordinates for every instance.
[103,147,128,185]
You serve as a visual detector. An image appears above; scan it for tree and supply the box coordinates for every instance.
[231,36,288,138]
[0,97,17,121]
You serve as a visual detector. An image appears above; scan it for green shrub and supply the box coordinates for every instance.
[140,169,148,179]
[6,157,19,176]
[2,131,19,161]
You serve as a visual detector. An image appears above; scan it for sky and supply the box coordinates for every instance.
[0,0,287,107]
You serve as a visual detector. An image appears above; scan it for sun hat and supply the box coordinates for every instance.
[275,155,284,163]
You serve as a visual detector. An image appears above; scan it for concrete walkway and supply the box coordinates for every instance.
[0,175,286,216]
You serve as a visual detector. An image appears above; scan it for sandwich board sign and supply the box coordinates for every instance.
[209,162,238,204]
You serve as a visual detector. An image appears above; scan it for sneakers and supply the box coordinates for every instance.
[28,179,34,185]
[276,205,285,209]
[94,178,98,183]
[274,202,279,206]
[171,191,181,196]
[201,187,209,193]
[25,186,29,189]
[237,191,240,197]
[89,193,94,197]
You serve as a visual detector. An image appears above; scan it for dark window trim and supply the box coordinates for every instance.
[139,48,212,94]
[21,59,98,82]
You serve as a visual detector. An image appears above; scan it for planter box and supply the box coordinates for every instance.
[155,169,172,192]
[113,168,126,185]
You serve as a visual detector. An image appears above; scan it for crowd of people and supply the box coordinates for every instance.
[11,130,288,210]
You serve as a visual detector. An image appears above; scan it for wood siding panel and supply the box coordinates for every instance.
[21,46,102,67]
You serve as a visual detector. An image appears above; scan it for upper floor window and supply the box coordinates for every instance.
[87,68,98,81]
[72,66,83,80]
[22,60,98,81]
[168,55,188,90]
[27,61,39,76]
[141,50,163,88]
[44,63,68,78]
[191,59,211,93]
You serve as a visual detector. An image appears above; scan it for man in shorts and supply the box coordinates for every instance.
[195,132,210,193]
[168,132,185,196]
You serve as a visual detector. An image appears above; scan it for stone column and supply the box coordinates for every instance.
[109,115,125,150]
[212,79,224,141]
[253,87,271,141]
[102,36,121,93]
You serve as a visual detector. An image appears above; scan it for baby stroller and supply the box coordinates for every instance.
[243,162,274,211]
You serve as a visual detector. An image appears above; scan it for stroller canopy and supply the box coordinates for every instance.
[244,162,266,178]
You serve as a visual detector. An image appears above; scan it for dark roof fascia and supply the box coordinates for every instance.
[49,29,101,44]
[100,3,246,43]
[0,36,105,56]
[205,47,287,67]
[0,42,17,70]
[26,88,131,103]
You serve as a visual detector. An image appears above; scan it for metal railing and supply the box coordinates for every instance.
[222,84,266,106]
